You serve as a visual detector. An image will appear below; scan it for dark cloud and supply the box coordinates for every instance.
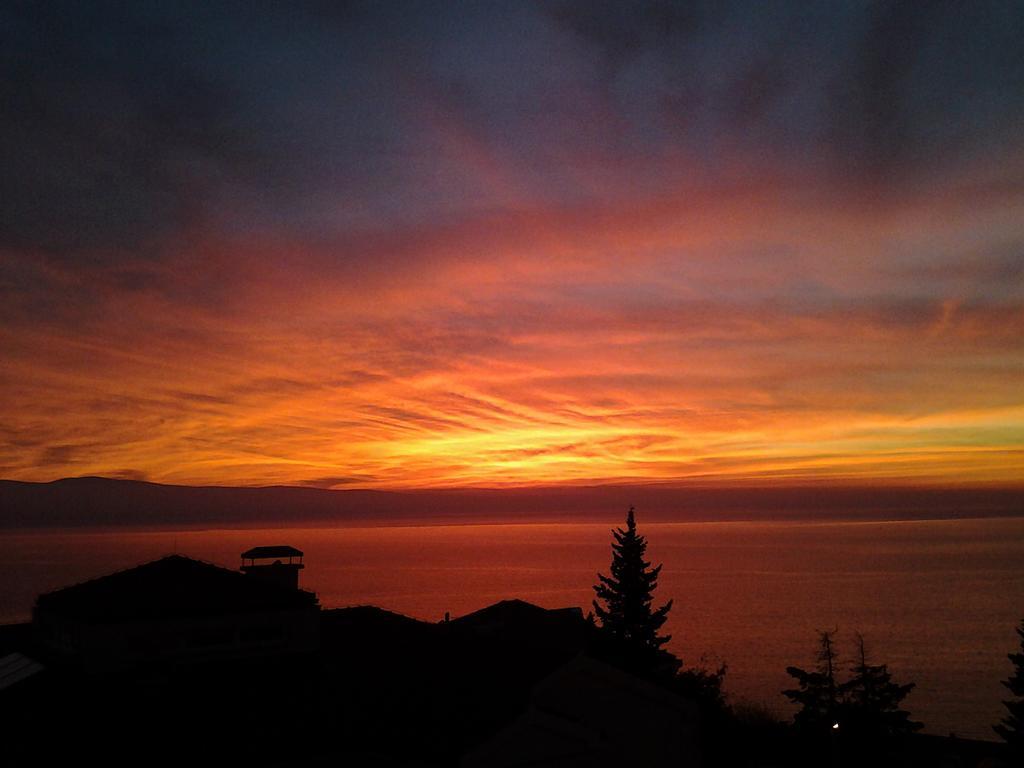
[171,391,233,406]
[36,444,80,466]
[827,1,1024,181]
[888,243,1024,302]
[0,3,262,255]
[230,378,320,397]
[295,475,377,489]
[108,468,149,481]
[3,1,1022,261]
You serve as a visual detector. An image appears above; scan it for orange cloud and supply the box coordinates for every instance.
[3,174,1022,490]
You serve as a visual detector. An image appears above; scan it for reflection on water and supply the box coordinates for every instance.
[2,516,1023,740]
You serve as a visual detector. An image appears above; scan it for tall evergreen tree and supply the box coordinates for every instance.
[783,629,842,732]
[994,619,1024,758]
[841,633,922,742]
[592,506,673,652]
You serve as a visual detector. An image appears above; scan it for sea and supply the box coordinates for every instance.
[2,515,1022,741]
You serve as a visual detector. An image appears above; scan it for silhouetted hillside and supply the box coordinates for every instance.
[2,476,1022,529]
[0,476,413,528]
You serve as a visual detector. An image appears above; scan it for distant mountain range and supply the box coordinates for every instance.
[1,477,1022,529]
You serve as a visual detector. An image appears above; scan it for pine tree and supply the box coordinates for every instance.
[842,633,922,742]
[994,619,1024,757]
[783,629,842,733]
[592,506,673,652]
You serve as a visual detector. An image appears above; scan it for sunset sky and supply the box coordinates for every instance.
[2,1,1023,489]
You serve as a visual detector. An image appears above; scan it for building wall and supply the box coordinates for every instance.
[33,607,320,672]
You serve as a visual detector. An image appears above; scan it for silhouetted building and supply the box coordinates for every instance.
[461,655,702,768]
[241,545,305,590]
[0,652,44,692]
[32,550,319,673]
[448,598,584,636]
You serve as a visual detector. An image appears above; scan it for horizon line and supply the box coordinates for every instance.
[5,474,1024,493]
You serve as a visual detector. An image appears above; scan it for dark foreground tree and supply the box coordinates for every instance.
[590,507,738,765]
[590,506,680,681]
[841,633,921,744]
[783,629,842,733]
[592,506,673,652]
[785,631,922,764]
[994,619,1024,759]
[670,657,728,711]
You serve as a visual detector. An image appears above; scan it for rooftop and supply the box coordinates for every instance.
[241,545,303,560]
[35,555,318,623]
